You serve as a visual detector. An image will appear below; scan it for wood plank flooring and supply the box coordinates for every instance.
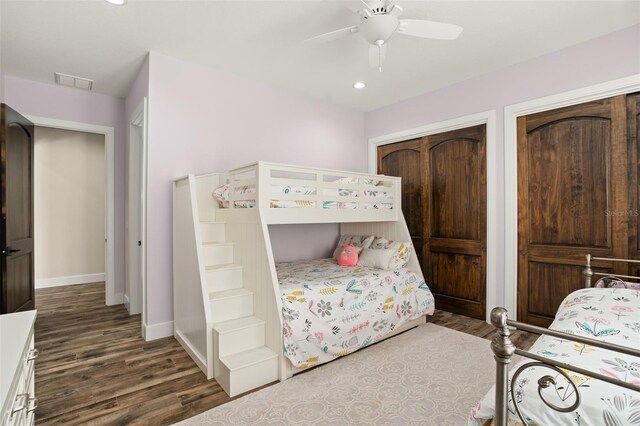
[430,309,539,350]
[34,283,235,425]
[34,283,539,425]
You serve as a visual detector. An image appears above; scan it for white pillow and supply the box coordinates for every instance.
[357,248,396,269]
[370,237,413,269]
[332,234,375,259]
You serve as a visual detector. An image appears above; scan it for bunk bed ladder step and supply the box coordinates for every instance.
[214,316,266,356]
[212,315,266,378]
[202,242,234,266]
[200,221,226,243]
[209,289,254,323]
[217,346,279,397]
[205,264,244,293]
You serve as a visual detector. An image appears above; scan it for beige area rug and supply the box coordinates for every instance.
[176,324,495,426]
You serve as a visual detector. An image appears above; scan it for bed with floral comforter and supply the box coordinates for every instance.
[469,287,640,426]
[277,258,435,369]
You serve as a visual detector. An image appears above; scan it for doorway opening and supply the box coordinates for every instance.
[26,115,116,306]
[34,127,106,293]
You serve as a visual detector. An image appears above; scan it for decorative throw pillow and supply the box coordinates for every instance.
[595,276,640,289]
[212,184,230,207]
[212,184,230,201]
[332,234,375,259]
[337,245,359,266]
[357,248,396,269]
[370,237,413,269]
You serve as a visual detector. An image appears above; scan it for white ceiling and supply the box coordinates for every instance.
[1,1,639,111]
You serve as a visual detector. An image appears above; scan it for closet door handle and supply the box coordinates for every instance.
[520,249,527,256]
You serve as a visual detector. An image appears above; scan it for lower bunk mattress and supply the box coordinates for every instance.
[277,258,435,369]
[469,286,640,425]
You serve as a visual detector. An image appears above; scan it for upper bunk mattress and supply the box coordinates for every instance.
[469,287,640,425]
[277,258,435,369]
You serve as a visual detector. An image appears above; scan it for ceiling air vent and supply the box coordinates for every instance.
[54,72,93,91]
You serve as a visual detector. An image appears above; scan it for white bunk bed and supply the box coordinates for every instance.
[173,161,432,397]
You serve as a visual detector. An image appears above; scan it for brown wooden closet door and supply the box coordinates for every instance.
[628,92,640,277]
[425,125,487,319]
[1,104,35,314]
[517,96,629,326]
[378,139,424,267]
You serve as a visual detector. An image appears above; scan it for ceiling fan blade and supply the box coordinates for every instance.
[360,0,374,13]
[397,19,463,40]
[388,3,403,18]
[305,26,359,44]
[369,44,387,71]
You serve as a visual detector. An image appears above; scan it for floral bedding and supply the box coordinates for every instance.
[212,183,392,209]
[469,287,640,426]
[278,258,435,369]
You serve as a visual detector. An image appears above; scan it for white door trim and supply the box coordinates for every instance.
[26,115,119,305]
[503,74,640,316]
[127,98,148,325]
[368,110,498,323]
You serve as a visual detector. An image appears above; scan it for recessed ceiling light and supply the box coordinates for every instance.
[353,81,366,89]
[105,0,126,5]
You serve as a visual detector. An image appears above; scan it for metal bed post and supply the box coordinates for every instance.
[490,308,515,426]
[582,254,593,288]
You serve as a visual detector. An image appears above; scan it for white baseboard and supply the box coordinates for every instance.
[35,273,106,289]
[107,292,124,306]
[174,329,207,375]
[143,320,174,341]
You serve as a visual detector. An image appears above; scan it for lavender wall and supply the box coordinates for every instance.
[0,1,4,104]
[125,56,149,120]
[365,24,640,305]
[3,76,127,295]
[146,52,365,325]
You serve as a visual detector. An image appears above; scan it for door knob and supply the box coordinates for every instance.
[3,247,21,256]
[520,249,527,256]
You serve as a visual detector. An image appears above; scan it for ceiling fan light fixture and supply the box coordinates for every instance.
[353,81,367,89]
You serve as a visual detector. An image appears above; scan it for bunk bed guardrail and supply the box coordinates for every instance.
[490,254,640,426]
[225,161,401,216]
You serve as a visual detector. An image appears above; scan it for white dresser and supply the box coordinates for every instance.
[0,310,38,426]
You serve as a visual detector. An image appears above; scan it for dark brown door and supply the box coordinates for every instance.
[1,104,35,314]
[424,125,487,319]
[517,96,630,326]
[628,93,640,279]
[378,139,424,268]
[378,125,487,320]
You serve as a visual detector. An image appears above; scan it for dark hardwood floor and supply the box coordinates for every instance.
[34,283,539,425]
[34,283,235,425]
[430,309,539,350]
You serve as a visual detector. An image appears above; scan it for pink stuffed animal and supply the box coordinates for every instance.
[337,244,358,266]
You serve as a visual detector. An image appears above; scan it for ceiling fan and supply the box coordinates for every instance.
[307,0,463,72]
